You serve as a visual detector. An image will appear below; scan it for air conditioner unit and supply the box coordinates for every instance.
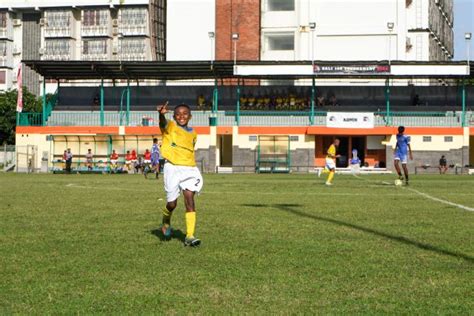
[112,27,119,36]
[112,46,118,54]
[13,19,22,27]
[13,46,21,55]
[112,19,119,27]
[12,73,17,83]
[39,18,48,26]
[39,48,46,55]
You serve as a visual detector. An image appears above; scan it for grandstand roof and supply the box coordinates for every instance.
[22,60,472,81]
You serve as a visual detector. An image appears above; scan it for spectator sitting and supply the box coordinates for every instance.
[85,148,93,171]
[240,94,248,110]
[197,94,206,111]
[65,148,73,174]
[92,93,99,111]
[143,149,152,176]
[125,150,133,173]
[412,94,420,106]
[110,150,119,173]
[247,93,256,109]
[439,155,448,174]
[62,150,67,170]
[264,95,271,110]
[317,95,325,107]
[327,91,338,106]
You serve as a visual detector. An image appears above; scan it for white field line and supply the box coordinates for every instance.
[63,183,404,196]
[405,187,474,212]
[353,175,474,212]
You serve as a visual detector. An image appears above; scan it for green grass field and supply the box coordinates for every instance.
[0,172,473,314]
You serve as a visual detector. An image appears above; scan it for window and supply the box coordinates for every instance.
[0,41,7,56]
[444,136,453,142]
[119,7,147,26]
[423,136,432,142]
[0,12,6,28]
[0,70,5,84]
[268,0,294,11]
[45,39,70,56]
[118,37,147,60]
[266,34,294,51]
[289,136,299,142]
[249,136,257,142]
[45,10,70,28]
[83,9,108,26]
[83,39,107,55]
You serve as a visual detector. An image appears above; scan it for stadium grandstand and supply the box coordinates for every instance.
[14,59,473,174]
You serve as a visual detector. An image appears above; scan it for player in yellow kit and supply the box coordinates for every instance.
[157,102,203,247]
[325,138,340,186]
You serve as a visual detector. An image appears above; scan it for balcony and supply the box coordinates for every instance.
[117,7,148,36]
[43,10,75,38]
[41,39,74,61]
[82,38,110,61]
[81,9,111,37]
[82,25,110,37]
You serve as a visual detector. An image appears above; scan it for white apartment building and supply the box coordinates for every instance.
[0,0,166,94]
[261,0,454,62]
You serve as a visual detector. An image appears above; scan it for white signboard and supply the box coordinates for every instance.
[326,112,374,129]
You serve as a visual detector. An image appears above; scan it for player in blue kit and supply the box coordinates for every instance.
[151,138,161,179]
[394,126,413,185]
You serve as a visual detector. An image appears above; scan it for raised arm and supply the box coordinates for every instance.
[157,101,169,132]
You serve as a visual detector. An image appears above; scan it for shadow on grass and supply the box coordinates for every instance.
[150,228,186,243]
[242,203,474,263]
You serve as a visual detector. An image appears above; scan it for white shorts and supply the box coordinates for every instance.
[394,152,408,164]
[164,163,203,202]
[325,158,336,170]
[110,160,118,164]
[144,160,151,164]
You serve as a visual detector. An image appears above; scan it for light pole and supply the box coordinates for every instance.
[387,22,394,66]
[309,22,316,125]
[208,31,215,68]
[465,32,472,67]
[386,22,394,126]
[309,22,316,68]
[232,33,239,69]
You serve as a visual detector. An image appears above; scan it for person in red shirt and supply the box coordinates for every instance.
[125,150,133,172]
[110,149,119,173]
[143,149,152,178]
[130,149,138,173]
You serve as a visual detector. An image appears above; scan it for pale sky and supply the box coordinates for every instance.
[454,0,474,60]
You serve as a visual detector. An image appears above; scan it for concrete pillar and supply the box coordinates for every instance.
[208,126,217,173]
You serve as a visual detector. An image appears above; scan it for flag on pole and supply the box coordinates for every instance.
[16,64,23,112]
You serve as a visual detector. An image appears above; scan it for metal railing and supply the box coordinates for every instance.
[17,113,43,126]
[17,110,470,128]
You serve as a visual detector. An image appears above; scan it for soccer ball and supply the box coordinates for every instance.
[394,179,403,186]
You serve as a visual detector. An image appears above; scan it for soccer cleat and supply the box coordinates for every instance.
[405,180,409,186]
[325,182,332,186]
[161,225,172,239]
[184,236,201,247]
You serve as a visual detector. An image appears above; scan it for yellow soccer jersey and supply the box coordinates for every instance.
[161,121,197,166]
[327,144,336,159]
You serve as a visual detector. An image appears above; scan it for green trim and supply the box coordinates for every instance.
[100,79,105,126]
[461,81,466,127]
[310,77,315,125]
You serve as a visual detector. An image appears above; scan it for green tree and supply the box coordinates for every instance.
[0,87,43,145]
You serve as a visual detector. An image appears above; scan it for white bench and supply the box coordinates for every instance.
[314,167,392,175]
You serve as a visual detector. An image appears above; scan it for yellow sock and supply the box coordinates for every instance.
[162,207,172,227]
[327,171,335,183]
[185,211,196,238]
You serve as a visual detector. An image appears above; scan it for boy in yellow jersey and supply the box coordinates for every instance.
[157,102,203,247]
[325,138,340,186]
